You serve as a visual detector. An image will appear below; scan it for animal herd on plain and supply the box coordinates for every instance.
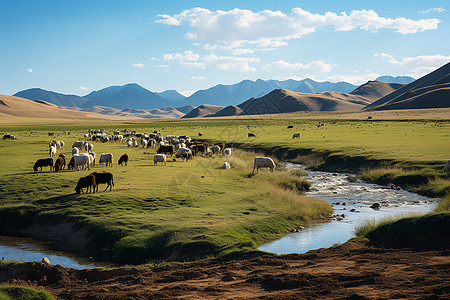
[16,125,450,195]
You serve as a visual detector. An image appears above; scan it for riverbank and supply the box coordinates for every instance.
[1,237,449,299]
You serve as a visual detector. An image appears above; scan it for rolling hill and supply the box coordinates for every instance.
[82,105,194,119]
[13,88,89,107]
[365,62,450,110]
[181,104,224,118]
[350,81,405,101]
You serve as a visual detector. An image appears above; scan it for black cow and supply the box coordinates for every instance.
[248,132,256,138]
[91,172,114,192]
[33,158,53,171]
[157,145,174,156]
[118,153,129,166]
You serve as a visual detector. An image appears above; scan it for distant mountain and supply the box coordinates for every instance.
[375,75,415,84]
[181,104,224,119]
[82,83,170,110]
[350,81,405,101]
[185,79,358,107]
[82,105,188,119]
[13,88,89,107]
[366,62,450,110]
[174,105,196,114]
[156,90,187,102]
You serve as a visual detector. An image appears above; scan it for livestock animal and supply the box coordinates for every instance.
[72,147,79,156]
[444,160,450,176]
[72,141,84,149]
[118,153,129,166]
[287,125,294,129]
[99,153,113,167]
[91,172,114,192]
[157,145,174,156]
[252,157,276,173]
[79,153,94,168]
[198,132,203,136]
[248,133,256,138]
[224,148,232,156]
[176,147,192,157]
[153,154,166,166]
[292,132,301,139]
[49,145,57,158]
[75,174,96,194]
[89,152,96,166]
[58,154,66,170]
[68,154,90,171]
[54,157,65,172]
[212,145,221,154]
[85,142,94,152]
[222,162,231,169]
[33,158,53,171]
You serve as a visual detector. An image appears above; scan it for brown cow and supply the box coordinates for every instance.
[75,174,96,194]
[91,172,114,192]
[54,157,65,172]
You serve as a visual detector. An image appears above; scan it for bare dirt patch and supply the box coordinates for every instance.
[1,240,448,299]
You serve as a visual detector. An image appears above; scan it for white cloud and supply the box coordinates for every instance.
[149,57,159,61]
[163,50,199,61]
[186,75,207,80]
[155,64,169,68]
[80,86,91,91]
[418,7,445,14]
[156,7,440,49]
[132,63,144,68]
[203,54,259,71]
[180,90,196,97]
[180,62,206,69]
[27,68,33,73]
[375,53,450,75]
[325,73,381,84]
[263,60,332,73]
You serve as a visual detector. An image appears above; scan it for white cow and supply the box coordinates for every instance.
[79,153,94,168]
[292,133,301,139]
[444,160,450,176]
[222,162,231,169]
[49,145,57,158]
[85,142,94,152]
[212,145,221,154]
[224,148,232,156]
[153,154,166,166]
[72,147,79,156]
[72,141,84,149]
[71,154,90,171]
[99,153,113,167]
[252,157,276,173]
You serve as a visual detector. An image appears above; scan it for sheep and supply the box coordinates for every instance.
[33,158,53,172]
[292,132,301,139]
[252,157,276,173]
[54,157,65,172]
[176,147,194,161]
[85,142,93,152]
[153,154,166,166]
[75,174,96,194]
[224,148,232,156]
[59,140,65,149]
[248,133,256,138]
[118,154,129,166]
[72,147,79,156]
[222,162,231,169]
[99,153,113,167]
[49,145,57,158]
[444,160,450,176]
[212,145,221,154]
[91,172,114,192]
[89,152,96,166]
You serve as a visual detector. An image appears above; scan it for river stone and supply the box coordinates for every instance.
[370,203,381,210]
[42,257,50,265]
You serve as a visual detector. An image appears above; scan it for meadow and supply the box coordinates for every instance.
[0,117,449,264]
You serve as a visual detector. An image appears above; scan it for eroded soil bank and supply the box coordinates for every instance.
[1,239,449,299]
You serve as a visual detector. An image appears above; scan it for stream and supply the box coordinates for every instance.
[258,163,437,254]
[0,163,437,268]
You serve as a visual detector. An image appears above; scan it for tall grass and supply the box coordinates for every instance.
[354,212,424,237]
[0,285,54,300]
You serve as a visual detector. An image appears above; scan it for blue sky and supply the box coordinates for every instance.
[1,0,449,96]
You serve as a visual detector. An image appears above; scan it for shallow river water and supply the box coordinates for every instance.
[0,163,437,268]
[258,163,437,254]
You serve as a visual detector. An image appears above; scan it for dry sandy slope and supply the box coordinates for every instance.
[0,240,448,299]
[0,94,133,124]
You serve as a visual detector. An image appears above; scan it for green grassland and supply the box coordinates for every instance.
[0,118,449,263]
[0,284,54,300]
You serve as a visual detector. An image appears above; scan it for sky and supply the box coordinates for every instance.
[1,0,449,97]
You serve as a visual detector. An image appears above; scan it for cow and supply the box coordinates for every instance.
[91,172,114,192]
[248,133,256,138]
[292,132,301,139]
[54,157,65,172]
[49,145,57,158]
[72,147,79,156]
[72,141,84,149]
[157,145,174,156]
[118,154,129,166]
[68,154,90,171]
[33,158,53,172]
[75,174,96,194]
[287,125,294,129]
[153,154,166,166]
[252,157,276,173]
[99,153,113,167]
[58,154,66,170]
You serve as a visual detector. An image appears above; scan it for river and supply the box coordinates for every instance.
[258,163,437,254]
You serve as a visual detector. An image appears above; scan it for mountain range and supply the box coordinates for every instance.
[12,76,415,115]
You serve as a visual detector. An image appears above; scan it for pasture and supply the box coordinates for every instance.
[0,118,449,264]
